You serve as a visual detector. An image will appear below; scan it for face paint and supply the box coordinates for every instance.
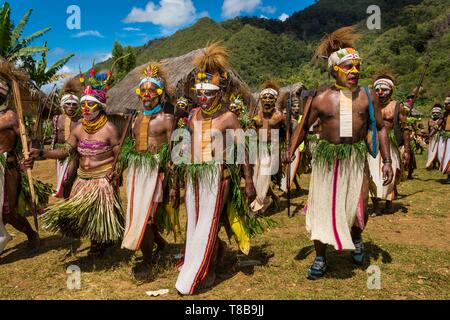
[261,93,277,112]
[432,112,441,120]
[375,86,393,104]
[334,59,361,89]
[64,102,79,117]
[196,89,220,114]
[81,101,101,121]
[138,82,162,109]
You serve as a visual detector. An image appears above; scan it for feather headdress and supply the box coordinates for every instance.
[136,62,170,97]
[315,26,361,69]
[79,66,113,106]
[60,78,81,107]
[193,42,230,91]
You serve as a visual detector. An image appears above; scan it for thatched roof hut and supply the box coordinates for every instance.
[107,49,256,115]
[0,57,59,118]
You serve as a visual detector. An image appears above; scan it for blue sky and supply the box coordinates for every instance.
[8,0,314,78]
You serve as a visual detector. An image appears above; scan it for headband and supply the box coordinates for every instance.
[195,83,220,91]
[61,94,80,107]
[328,48,361,69]
[260,88,279,98]
[139,77,164,89]
[80,95,105,107]
[374,78,395,90]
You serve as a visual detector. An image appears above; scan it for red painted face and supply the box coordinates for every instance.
[196,89,219,110]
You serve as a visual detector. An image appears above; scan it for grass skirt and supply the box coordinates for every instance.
[42,176,124,244]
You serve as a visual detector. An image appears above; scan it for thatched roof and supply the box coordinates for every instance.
[107,49,256,115]
[0,57,59,118]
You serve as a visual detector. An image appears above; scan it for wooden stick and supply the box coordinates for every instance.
[12,79,39,232]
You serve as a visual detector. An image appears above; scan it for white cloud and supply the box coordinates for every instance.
[260,6,276,14]
[198,11,209,18]
[123,27,141,31]
[259,15,269,19]
[72,30,104,38]
[279,13,289,22]
[222,0,261,19]
[124,0,196,29]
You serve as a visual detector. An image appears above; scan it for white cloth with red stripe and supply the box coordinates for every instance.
[0,154,12,254]
[54,158,69,198]
[306,152,366,251]
[121,164,162,251]
[437,136,450,174]
[176,164,222,295]
[368,139,400,201]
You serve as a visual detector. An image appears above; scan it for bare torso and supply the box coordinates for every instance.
[133,112,174,153]
[190,108,241,161]
[0,110,19,154]
[54,114,82,144]
[69,121,119,170]
[310,86,379,144]
[253,110,285,140]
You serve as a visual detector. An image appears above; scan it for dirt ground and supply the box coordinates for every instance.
[0,153,449,300]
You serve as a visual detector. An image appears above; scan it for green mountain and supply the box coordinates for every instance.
[98,0,449,112]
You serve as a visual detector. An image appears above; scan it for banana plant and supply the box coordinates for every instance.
[0,2,50,62]
[24,42,75,88]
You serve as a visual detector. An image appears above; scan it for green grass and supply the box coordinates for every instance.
[0,153,449,300]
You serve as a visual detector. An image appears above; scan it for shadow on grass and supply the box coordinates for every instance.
[65,242,185,274]
[0,235,82,266]
[197,242,275,295]
[294,241,392,280]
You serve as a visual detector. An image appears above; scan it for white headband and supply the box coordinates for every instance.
[432,107,442,113]
[61,94,80,107]
[195,83,220,91]
[374,78,394,90]
[445,97,450,104]
[328,48,361,69]
[260,88,278,98]
[80,95,105,107]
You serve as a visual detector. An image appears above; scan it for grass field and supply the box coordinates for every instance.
[0,153,449,300]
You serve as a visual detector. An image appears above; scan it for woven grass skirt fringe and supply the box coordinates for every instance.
[42,177,125,244]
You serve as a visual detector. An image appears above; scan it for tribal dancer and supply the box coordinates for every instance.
[368,73,411,215]
[280,88,307,193]
[51,79,81,199]
[284,26,394,279]
[28,68,124,257]
[429,96,450,183]
[175,43,257,295]
[250,81,285,213]
[0,76,41,254]
[119,63,180,280]
[426,104,444,171]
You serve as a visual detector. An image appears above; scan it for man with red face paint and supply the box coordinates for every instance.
[51,78,82,199]
[368,74,411,215]
[120,63,180,281]
[27,68,124,258]
[284,27,393,280]
[175,43,256,295]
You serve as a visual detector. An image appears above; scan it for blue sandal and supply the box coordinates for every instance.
[307,256,327,280]
[352,238,365,265]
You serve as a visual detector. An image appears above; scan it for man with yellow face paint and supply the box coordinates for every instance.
[284,26,394,280]
[119,63,180,281]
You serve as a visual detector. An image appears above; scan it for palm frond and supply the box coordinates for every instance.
[10,8,31,46]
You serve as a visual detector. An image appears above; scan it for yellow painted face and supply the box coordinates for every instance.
[334,59,361,89]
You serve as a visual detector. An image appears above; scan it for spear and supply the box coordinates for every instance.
[11,79,39,232]
[286,85,293,218]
